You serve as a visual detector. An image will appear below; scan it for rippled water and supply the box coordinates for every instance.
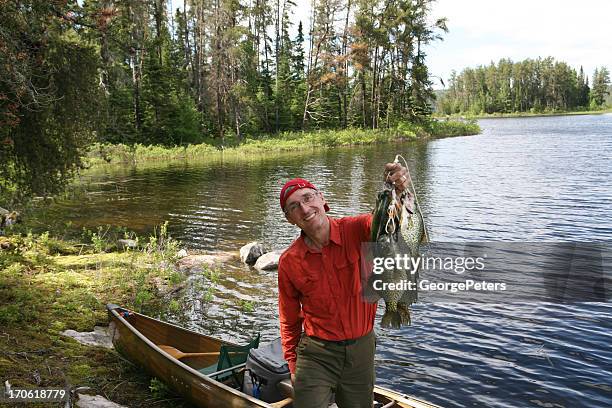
[32,114,612,407]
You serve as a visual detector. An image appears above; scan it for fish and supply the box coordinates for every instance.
[370,181,425,328]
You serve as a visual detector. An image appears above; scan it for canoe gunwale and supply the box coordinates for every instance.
[107,305,270,407]
[374,385,443,408]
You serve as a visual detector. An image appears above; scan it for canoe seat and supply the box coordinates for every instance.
[205,362,247,379]
[199,333,260,386]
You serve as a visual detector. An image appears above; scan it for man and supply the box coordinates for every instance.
[277,162,411,408]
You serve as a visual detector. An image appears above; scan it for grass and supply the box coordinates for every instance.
[400,119,481,138]
[83,121,481,167]
[0,226,190,407]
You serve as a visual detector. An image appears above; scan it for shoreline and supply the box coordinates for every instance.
[83,121,480,169]
[433,108,612,120]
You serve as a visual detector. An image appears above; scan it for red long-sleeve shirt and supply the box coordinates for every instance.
[277,214,377,374]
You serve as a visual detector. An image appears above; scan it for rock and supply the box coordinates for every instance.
[239,242,266,265]
[61,326,113,349]
[77,394,127,408]
[151,277,186,297]
[177,252,237,273]
[116,239,137,250]
[254,249,285,271]
[177,248,188,258]
[0,237,14,250]
[0,208,22,234]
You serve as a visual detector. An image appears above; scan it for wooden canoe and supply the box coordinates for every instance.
[107,304,441,408]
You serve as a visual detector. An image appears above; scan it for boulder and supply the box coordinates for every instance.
[77,394,127,408]
[60,326,113,349]
[116,239,137,250]
[254,249,285,271]
[177,248,188,258]
[239,242,266,265]
[177,252,237,273]
[0,237,14,250]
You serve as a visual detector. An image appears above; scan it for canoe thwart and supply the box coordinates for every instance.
[158,345,222,359]
[270,397,293,408]
[207,363,247,379]
[277,378,294,399]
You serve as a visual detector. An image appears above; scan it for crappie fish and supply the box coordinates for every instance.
[370,182,425,328]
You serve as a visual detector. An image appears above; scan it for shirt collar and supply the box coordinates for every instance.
[297,216,342,256]
[328,217,342,246]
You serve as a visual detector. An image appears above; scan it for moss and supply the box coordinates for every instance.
[69,363,93,379]
[0,229,190,407]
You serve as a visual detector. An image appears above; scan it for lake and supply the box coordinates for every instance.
[33,114,612,407]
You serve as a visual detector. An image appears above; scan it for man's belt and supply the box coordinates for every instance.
[309,331,371,346]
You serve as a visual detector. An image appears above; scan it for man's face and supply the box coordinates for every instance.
[284,188,327,230]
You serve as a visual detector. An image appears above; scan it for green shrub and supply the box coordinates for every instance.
[149,378,173,399]
[83,121,480,169]
[427,119,481,137]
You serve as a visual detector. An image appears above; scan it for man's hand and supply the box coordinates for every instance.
[291,373,296,385]
[384,162,411,194]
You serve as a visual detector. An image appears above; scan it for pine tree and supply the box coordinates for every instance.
[0,0,103,203]
[577,66,590,108]
[290,21,306,129]
[591,67,611,107]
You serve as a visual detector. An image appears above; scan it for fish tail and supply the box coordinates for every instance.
[397,302,412,326]
[381,309,403,329]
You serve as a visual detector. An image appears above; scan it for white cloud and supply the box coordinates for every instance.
[426,0,612,87]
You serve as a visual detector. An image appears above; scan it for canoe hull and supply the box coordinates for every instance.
[108,304,268,407]
[107,304,442,408]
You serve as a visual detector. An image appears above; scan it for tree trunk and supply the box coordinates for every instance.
[274,0,281,132]
[127,1,143,132]
[371,45,378,128]
[302,0,316,128]
[340,0,351,128]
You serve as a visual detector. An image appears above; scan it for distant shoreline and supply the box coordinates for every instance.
[434,108,612,120]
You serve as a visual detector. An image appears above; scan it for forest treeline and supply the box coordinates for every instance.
[437,57,611,115]
[0,0,448,202]
[88,0,448,142]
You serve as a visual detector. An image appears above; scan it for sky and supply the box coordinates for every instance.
[425,0,612,88]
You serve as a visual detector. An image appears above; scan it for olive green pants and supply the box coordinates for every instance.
[294,331,376,408]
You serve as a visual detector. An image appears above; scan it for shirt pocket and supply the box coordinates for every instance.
[299,276,334,320]
[333,256,361,294]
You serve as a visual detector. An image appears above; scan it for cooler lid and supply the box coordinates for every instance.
[248,337,289,374]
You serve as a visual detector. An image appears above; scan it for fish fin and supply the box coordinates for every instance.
[381,310,402,329]
[397,302,412,326]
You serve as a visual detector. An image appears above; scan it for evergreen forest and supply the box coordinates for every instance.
[1,0,450,202]
[437,58,611,115]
